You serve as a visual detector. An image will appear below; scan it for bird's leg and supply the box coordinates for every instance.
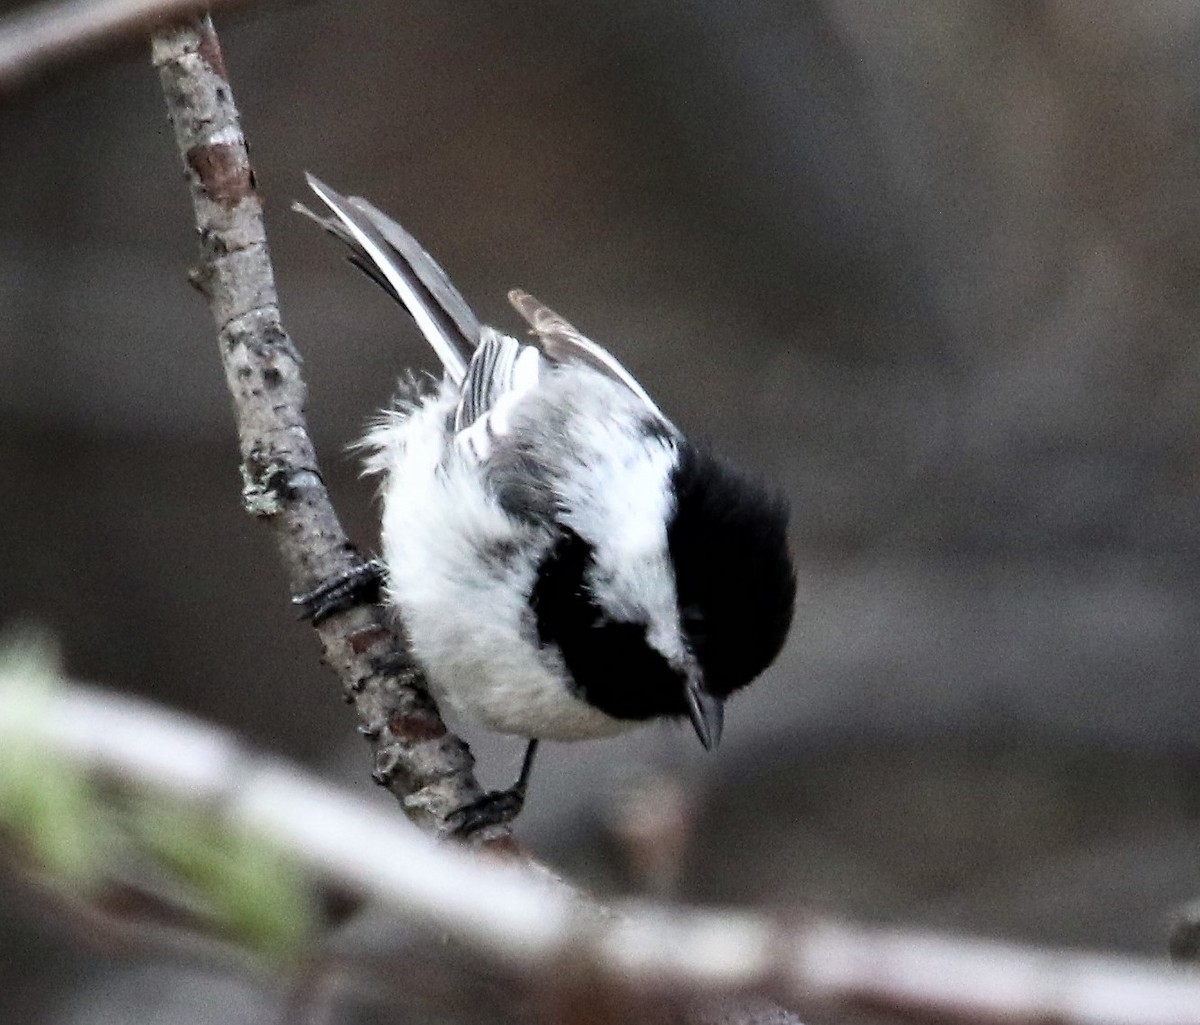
[448,739,540,838]
[292,558,386,624]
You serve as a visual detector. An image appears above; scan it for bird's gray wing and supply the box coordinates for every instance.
[452,329,546,469]
[506,289,664,419]
[301,173,478,385]
[455,329,542,431]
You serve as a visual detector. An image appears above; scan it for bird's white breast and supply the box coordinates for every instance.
[360,383,637,742]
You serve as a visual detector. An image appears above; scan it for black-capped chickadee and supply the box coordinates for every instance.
[300,175,795,834]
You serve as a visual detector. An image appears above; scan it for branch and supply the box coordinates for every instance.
[0,0,261,99]
[4,676,1200,1025]
[149,15,503,846]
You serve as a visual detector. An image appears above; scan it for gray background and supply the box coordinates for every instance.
[2,1,1199,1022]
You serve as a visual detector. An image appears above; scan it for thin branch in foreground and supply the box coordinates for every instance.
[4,677,1200,1025]
[149,15,503,846]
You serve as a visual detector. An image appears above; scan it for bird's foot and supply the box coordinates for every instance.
[293,558,385,624]
[448,741,537,838]
[447,786,527,838]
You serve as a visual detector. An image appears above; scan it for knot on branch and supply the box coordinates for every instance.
[186,136,255,209]
[240,460,291,518]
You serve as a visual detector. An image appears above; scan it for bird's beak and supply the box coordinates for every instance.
[685,675,724,751]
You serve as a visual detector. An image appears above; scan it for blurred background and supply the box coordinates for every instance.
[2,0,1200,1021]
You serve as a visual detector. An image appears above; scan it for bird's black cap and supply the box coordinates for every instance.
[667,442,796,699]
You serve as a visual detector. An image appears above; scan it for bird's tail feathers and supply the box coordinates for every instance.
[300,173,479,385]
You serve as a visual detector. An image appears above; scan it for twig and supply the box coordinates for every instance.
[149,15,503,846]
[0,0,261,99]
[5,678,1200,1025]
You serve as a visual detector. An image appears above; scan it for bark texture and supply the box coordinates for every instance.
[151,15,508,847]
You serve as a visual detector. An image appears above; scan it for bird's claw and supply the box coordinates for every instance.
[293,558,386,624]
[447,787,527,838]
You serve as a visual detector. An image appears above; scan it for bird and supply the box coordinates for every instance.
[298,174,796,835]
